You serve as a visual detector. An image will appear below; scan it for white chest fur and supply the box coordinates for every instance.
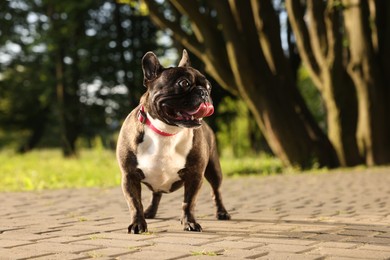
[136,117,193,193]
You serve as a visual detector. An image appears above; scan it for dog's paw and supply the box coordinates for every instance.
[128,220,148,234]
[183,222,203,232]
[217,211,231,220]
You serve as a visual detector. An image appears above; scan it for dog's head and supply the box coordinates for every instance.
[141,50,214,128]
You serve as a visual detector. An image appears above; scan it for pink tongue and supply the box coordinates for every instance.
[189,102,214,118]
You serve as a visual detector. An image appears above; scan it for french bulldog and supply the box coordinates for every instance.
[116,50,230,234]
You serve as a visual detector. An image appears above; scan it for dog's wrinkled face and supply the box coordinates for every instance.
[142,50,214,128]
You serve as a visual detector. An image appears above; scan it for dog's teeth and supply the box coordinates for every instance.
[191,115,194,121]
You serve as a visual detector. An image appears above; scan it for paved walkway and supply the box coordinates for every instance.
[1,168,390,260]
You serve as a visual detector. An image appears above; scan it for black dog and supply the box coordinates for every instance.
[116,50,230,234]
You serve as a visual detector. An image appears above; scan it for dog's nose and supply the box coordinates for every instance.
[194,86,210,102]
[200,89,208,100]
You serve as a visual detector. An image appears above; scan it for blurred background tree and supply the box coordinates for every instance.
[0,0,162,156]
[142,0,390,168]
[1,0,389,170]
[0,0,269,161]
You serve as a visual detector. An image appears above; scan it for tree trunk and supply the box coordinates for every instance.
[213,0,338,168]
[17,106,49,153]
[114,2,136,108]
[342,0,390,165]
[375,1,390,144]
[51,11,83,157]
[286,0,362,166]
[55,47,72,156]
[66,49,82,157]
[322,2,362,166]
[144,0,340,168]
[246,79,338,168]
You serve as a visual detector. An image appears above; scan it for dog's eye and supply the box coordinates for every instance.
[178,79,190,88]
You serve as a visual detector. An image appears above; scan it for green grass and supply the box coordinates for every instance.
[0,149,284,192]
[220,154,284,176]
[0,149,120,192]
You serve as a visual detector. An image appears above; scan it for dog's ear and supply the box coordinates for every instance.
[142,52,162,83]
[178,49,191,68]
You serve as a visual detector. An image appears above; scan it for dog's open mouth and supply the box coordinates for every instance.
[163,102,214,126]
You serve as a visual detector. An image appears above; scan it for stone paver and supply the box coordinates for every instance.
[1,168,390,259]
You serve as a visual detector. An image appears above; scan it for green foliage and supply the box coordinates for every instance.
[297,66,326,129]
[332,0,345,10]
[116,0,149,15]
[0,0,162,152]
[216,96,266,157]
[0,149,120,191]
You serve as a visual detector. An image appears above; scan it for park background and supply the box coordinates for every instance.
[1,0,390,191]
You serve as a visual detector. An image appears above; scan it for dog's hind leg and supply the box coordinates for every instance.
[144,192,162,219]
[204,149,231,220]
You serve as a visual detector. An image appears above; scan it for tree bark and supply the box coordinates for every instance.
[286,0,362,166]
[375,0,390,156]
[342,0,390,165]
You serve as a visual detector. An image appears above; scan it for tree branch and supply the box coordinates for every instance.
[169,0,213,43]
[229,0,271,78]
[250,0,290,76]
[168,0,238,94]
[324,0,343,68]
[143,0,204,58]
[307,0,328,67]
[212,0,257,95]
[285,0,322,88]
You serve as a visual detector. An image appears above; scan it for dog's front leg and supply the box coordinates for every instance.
[122,174,147,234]
[181,176,203,232]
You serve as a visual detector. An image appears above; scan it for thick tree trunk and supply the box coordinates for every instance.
[213,0,338,168]
[323,3,363,166]
[286,0,362,166]
[375,0,390,160]
[322,69,362,166]
[244,79,338,168]
[342,0,390,165]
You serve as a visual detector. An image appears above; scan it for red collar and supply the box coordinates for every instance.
[137,106,177,137]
